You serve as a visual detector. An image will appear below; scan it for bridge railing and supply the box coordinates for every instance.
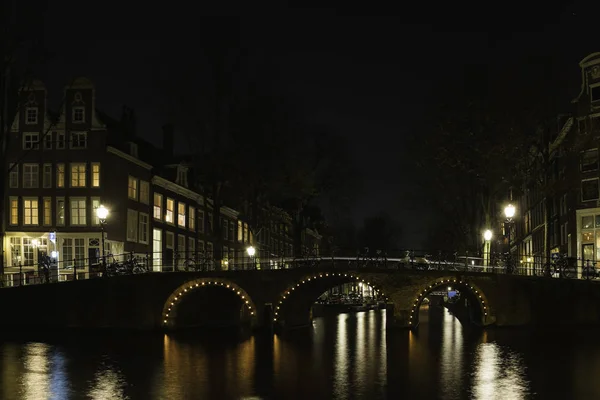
[2,249,599,288]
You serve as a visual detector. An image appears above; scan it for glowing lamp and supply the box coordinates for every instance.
[504,204,516,219]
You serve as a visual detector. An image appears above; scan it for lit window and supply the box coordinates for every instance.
[127,209,138,242]
[165,198,174,224]
[92,163,100,187]
[26,107,38,124]
[56,198,65,226]
[43,197,52,226]
[178,202,186,227]
[188,207,195,231]
[91,198,100,225]
[188,237,195,259]
[153,193,163,220]
[9,197,18,225]
[139,181,149,204]
[238,221,243,242]
[72,106,85,123]
[70,163,86,187]
[139,213,149,244]
[69,198,87,226]
[23,163,39,188]
[57,163,65,188]
[23,133,39,150]
[70,132,87,149]
[23,198,39,225]
[128,176,138,200]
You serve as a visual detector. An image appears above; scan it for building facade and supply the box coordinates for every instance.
[3,77,322,284]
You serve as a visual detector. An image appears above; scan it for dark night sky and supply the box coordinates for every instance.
[32,2,600,248]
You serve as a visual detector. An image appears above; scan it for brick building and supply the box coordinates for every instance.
[3,77,322,283]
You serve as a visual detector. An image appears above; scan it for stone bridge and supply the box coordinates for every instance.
[2,265,600,331]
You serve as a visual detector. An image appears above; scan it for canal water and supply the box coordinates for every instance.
[0,306,599,399]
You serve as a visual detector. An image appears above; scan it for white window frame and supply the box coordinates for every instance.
[9,197,18,226]
[72,106,85,123]
[22,163,39,188]
[188,206,195,231]
[91,197,101,226]
[128,176,138,200]
[153,193,162,220]
[139,180,149,204]
[9,164,18,188]
[69,197,87,226]
[582,178,600,202]
[165,198,174,225]
[198,210,204,233]
[43,163,52,188]
[178,202,186,228]
[188,237,195,259]
[139,212,149,244]
[43,197,52,226]
[166,231,174,249]
[57,163,65,188]
[126,209,139,242]
[70,131,87,149]
[56,197,65,226]
[91,162,101,187]
[591,82,600,103]
[23,197,39,226]
[70,163,86,187]
[43,132,53,150]
[25,107,38,124]
[23,132,39,150]
[57,132,65,149]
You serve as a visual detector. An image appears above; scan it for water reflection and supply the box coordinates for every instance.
[87,359,128,400]
[22,343,51,400]
[471,342,529,399]
[3,309,600,399]
[440,308,464,399]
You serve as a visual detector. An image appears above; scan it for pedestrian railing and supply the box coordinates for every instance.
[1,249,598,288]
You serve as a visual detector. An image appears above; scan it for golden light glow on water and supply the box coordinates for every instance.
[22,343,51,400]
[87,365,127,400]
[333,313,349,398]
[354,311,366,388]
[440,309,463,399]
[472,342,529,399]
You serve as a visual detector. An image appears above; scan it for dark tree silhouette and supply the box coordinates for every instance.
[357,212,402,255]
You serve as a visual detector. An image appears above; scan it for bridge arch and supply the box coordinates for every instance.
[161,278,258,330]
[408,276,493,328]
[273,271,390,329]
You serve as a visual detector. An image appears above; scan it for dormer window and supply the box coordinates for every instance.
[25,107,38,124]
[176,166,188,187]
[72,106,85,123]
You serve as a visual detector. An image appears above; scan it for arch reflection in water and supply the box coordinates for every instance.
[472,342,530,399]
[440,308,464,398]
[160,333,256,399]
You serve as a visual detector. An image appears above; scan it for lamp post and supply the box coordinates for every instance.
[504,204,516,274]
[96,205,109,277]
[483,229,492,272]
[247,246,256,270]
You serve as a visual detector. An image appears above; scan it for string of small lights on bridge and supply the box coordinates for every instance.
[273,272,389,323]
[162,278,256,327]
[409,278,489,326]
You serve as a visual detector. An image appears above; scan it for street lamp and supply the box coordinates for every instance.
[503,204,516,274]
[246,246,256,270]
[96,205,109,277]
[483,229,492,271]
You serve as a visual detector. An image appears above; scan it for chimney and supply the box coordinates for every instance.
[162,123,174,158]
